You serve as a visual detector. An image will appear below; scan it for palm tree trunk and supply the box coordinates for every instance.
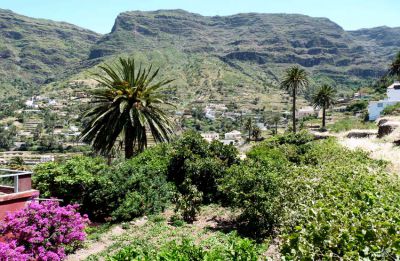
[275,123,278,135]
[125,124,134,159]
[292,87,297,133]
[322,107,326,128]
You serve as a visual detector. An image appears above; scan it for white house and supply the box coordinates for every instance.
[368,81,400,121]
[200,132,219,143]
[224,130,242,140]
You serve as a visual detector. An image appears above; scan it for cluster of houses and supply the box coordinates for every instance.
[201,130,243,145]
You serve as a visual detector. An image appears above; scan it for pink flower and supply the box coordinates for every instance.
[0,201,89,260]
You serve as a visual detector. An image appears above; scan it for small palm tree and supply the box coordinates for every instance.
[280,66,309,133]
[244,118,252,140]
[252,126,261,141]
[81,58,175,159]
[269,113,281,135]
[312,85,336,129]
[389,52,400,79]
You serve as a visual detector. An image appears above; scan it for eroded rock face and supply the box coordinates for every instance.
[378,121,400,138]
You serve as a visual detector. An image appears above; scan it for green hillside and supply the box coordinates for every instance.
[0,9,100,96]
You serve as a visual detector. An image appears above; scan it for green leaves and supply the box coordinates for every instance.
[81,57,174,158]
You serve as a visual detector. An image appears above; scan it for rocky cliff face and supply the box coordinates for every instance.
[89,10,398,85]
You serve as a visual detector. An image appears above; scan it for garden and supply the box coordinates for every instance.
[2,130,400,260]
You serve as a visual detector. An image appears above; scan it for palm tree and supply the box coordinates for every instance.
[269,113,281,135]
[389,52,400,79]
[312,84,336,129]
[252,126,261,141]
[280,66,309,133]
[244,118,252,140]
[81,58,175,159]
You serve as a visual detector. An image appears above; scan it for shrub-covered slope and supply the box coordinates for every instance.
[0,8,100,96]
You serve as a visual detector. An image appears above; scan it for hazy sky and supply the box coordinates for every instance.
[0,0,398,34]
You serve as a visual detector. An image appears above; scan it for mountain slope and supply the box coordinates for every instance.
[0,9,101,96]
[88,10,398,88]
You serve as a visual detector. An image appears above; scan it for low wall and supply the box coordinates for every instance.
[0,190,39,221]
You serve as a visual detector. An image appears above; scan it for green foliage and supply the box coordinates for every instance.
[33,145,175,222]
[346,100,368,113]
[173,182,203,223]
[382,102,400,115]
[33,156,109,219]
[81,57,174,159]
[107,232,261,261]
[167,131,239,221]
[221,131,400,259]
[328,117,376,132]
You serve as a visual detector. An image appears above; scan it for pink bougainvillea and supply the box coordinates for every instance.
[0,200,89,260]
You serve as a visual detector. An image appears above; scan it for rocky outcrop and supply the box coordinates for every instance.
[378,121,400,138]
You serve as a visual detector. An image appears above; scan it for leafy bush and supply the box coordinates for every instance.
[279,139,400,260]
[168,131,238,200]
[220,161,282,237]
[222,132,400,259]
[168,131,239,221]
[382,102,400,115]
[107,232,261,260]
[346,100,368,113]
[33,145,175,222]
[33,156,109,219]
[106,146,175,221]
[0,201,88,260]
[173,181,203,223]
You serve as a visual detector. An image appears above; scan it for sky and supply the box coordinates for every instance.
[0,0,398,34]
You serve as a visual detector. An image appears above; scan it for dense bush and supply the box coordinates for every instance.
[0,201,88,260]
[34,145,175,222]
[346,100,368,113]
[102,145,175,221]
[221,133,400,259]
[33,156,109,220]
[168,131,239,221]
[168,131,238,202]
[382,102,400,115]
[107,232,261,260]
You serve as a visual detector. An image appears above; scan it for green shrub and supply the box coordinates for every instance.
[168,131,239,221]
[221,131,400,259]
[220,161,282,237]
[107,232,262,260]
[382,102,400,115]
[33,145,175,222]
[33,156,109,219]
[346,100,368,113]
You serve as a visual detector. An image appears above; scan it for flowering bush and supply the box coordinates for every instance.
[0,200,89,260]
[0,241,29,260]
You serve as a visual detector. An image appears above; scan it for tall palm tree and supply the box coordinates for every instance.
[81,57,175,159]
[312,84,336,129]
[280,66,309,133]
[389,52,400,79]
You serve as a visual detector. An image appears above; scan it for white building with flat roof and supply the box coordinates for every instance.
[200,132,219,143]
[225,130,242,140]
[368,81,400,121]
